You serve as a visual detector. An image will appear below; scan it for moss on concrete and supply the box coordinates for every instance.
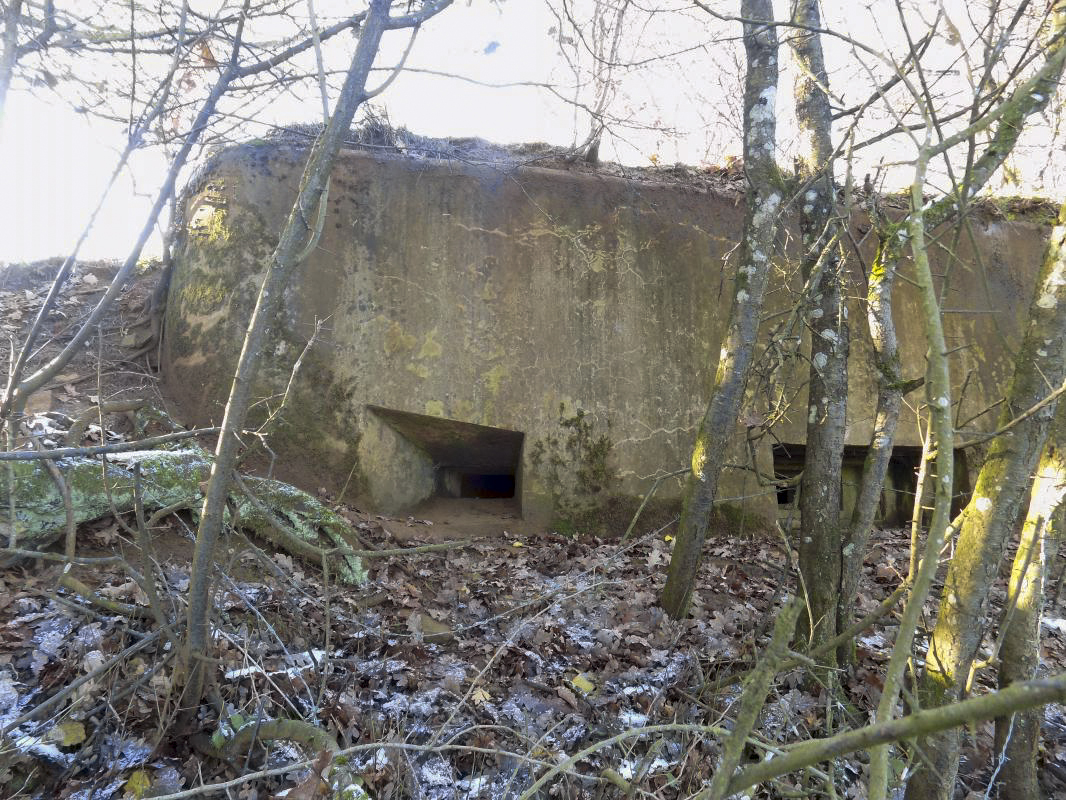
[179,280,231,311]
[529,408,619,534]
[384,321,416,355]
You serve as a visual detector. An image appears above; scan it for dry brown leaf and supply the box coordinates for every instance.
[273,749,333,799]
[556,685,579,709]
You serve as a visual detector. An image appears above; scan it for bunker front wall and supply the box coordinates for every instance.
[163,144,1049,526]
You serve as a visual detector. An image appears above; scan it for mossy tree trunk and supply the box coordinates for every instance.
[790,0,847,670]
[993,401,1066,800]
[661,0,779,619]
[906,199,1066,800]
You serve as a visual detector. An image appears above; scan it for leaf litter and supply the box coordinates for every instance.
[2,511,1065,799]
[1,262,1066,797]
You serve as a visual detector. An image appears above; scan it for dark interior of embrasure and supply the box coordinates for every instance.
[771,443,967,526]
[368,405,524,503]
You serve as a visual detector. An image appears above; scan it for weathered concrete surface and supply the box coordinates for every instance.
[162,143,1050,526]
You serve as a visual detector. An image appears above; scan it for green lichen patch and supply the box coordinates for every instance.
[417,328,443,360]
[384,320,417,355]
[0,442,366,584]
[236,476,367,585]
[179,280,230,312]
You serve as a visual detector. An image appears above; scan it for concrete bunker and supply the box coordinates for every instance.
[772,443,971,526]
[163,142,1052,527]
[366,405,524,511]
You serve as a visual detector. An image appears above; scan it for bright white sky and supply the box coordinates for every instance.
[0,0,1060,263]
[0,1,585,262]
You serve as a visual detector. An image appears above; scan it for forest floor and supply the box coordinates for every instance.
[1,261,1066,800]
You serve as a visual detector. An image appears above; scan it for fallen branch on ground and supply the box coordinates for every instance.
[726,671,1066,794]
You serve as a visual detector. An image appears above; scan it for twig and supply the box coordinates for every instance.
[0,427,219,460]
[58,574,154,620]
[726,673,1066,796]
[0,549,125,565]
[345,540,471,558]
[147,740,557,800]
[63,399,148,446]
[133,463,181,648]
[32,427,76,559]
[1,629,163,735]
[84,646,176,720]
[428,580,610,752]
[700,597,803,800]
[620,467,688,544]
[316,552,332,712]
[705,582,908,693]
[147,499,196,528]
[955,379,1066,451]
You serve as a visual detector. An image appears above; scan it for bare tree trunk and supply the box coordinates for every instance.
[0,0,23,125]
[838,1,1066,664]
[994,401,1066,800]
[868,136,956,800]
[907,201,1066,800]
[181,0,450,709]
[790,0,847,668]
[661,0,779,619]
[838,226,904,664]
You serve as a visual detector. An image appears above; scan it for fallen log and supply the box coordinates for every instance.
[0,445,366,584]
